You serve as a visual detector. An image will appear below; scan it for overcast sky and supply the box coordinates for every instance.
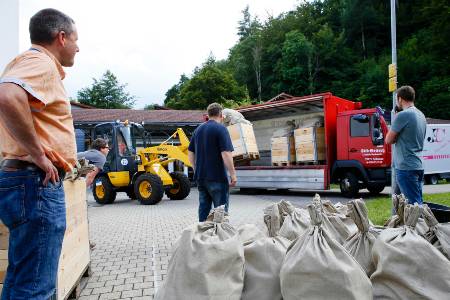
[19,0,299,108]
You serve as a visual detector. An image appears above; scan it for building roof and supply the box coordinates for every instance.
[72,108,205,124]
[267,93,294,102]
[70,101,95,109]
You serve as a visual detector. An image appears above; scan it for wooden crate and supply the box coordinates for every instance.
[271,136,296,165]
[57,179,91,300]
[0,222,8,294]
[294,127,326,162]
[0,179,91,299]
[227,123,259,161]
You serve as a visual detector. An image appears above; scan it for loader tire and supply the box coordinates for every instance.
[93,175,116,204]
[165,172,191,200]
[134,173,164,205]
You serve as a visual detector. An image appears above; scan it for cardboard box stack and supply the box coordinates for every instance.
[294,127,326,163]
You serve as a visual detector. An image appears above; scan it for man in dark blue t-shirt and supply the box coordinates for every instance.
[188,103,237,221]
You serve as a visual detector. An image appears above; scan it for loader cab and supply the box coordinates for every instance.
[93,121,146,174]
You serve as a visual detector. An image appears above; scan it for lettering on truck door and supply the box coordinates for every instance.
[348,114,385,167]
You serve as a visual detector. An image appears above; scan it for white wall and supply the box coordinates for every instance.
[0,0,20,72]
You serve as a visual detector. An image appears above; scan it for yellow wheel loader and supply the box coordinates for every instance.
[91,121,192,205]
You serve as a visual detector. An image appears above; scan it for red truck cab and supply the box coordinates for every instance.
[332,108,391,197]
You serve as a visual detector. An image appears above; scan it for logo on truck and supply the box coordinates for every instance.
[360,148,385,164]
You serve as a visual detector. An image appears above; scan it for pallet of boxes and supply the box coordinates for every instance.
[224,109,260,164]
[271,126,296,166]
[0,179,91,299]
[294,126,325,164]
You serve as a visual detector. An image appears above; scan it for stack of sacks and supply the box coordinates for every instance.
[239,204,291,300]
[344,199,381,276]
[385,194,428,235]
[280,203,372,300]
[371,204,450,299]
[312,194,352,244]
[278,200,310,241]
[422,204,450,259]
[154,206,245,300]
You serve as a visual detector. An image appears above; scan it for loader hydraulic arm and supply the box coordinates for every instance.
[138,128,192,168]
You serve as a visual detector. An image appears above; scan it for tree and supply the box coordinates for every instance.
[163,0,450,118]
[77,70,136,108]
[163,74,189,107]
[237,5,252,40]
[166,56,249,109]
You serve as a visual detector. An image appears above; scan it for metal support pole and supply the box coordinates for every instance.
[390,0,398,202]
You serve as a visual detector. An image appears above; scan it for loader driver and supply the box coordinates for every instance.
[77,138,109,187]
[188,103,237,221]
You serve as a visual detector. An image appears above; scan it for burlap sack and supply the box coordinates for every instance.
[422,204,450,259]
[263,202,283,236]
[280,203,373,300]
[223,108,251,126]
[239,207,291,300]
[344,199,381,276]
[371,204,450,299]
[278,200,310,240]
[154,206,245,300]
[322,199,358,234]
[312,194,351,244]
[385,194,429,235]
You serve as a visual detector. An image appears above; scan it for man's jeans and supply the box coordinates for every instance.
[396,169,424,205]
[197,180,229,222]
[0,169,66,300]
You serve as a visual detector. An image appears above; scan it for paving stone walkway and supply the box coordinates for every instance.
[79,189,277,300]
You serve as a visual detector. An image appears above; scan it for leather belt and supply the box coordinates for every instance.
[0,159,65,178]
[1,159,39,171]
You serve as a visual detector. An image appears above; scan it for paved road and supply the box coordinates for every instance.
[79,184,450,299]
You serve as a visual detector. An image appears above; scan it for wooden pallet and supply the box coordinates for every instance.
[272,161,297,166]
[295,160,324,165]
[64,264,92,299]
[234,152,260,162]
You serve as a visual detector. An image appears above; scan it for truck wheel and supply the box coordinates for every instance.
[134,173,164,205]
[165,172,191,200]
[340,172,359,198]
[367,183,385,195]
[426,175,439,185]
[93,176,116,204]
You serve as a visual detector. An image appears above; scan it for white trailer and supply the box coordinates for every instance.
[421,123,450,184]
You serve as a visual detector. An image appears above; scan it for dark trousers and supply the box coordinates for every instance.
[0,169,66,300]
[197,180,229,222]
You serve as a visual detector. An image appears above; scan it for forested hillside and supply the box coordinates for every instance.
[164,0,449,119]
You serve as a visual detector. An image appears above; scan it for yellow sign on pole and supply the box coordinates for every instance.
[389,77,397,92]
[388,64,397,78]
